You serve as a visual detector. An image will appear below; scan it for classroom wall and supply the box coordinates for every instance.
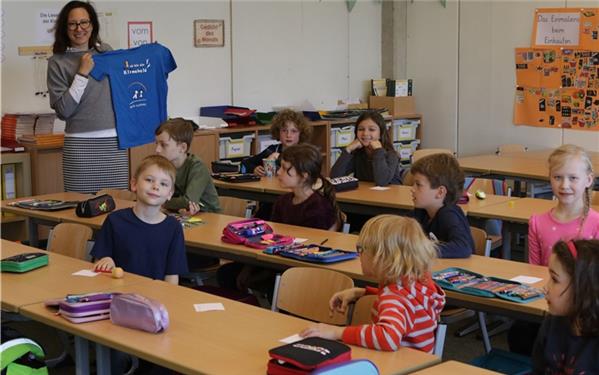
[1,0,381,117]
[406,0,599,155]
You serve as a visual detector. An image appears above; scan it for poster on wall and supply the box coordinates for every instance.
[128,21,153,48]
[35,9,59,44]
[515,8,599,131]
[194,20,224,47]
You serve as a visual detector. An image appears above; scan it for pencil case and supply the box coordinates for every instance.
[110,293,169,333]
[432,267,544,303]
[327,176,359,192]
[264,244,358,264]
[45,292,113,324]
[222,218,294,250]
[1,252,48,273]
[75,194,115,218]
[268,337,351,375]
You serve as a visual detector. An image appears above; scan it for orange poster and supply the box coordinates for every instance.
[560,88,599,130]
[515,48,561,88]
[580,8,599,50]
[514,87,562,128]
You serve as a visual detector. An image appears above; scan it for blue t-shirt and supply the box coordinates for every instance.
[91,208,188,280]
[90,43,177,148]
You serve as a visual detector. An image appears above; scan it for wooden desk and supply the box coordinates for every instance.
[1,239,151,313]
[411,360,501,374]
[20,280,440,375]
[215,179,515,216]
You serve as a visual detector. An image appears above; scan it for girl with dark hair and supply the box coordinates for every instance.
[330,110,405,186]
[532,239,599,374]
[48,1,129,193]
[272,143,344,230]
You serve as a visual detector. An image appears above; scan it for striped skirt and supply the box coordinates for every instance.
[63,137,129,193]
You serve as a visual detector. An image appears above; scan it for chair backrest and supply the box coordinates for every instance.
[96,189,136,201]
[47,223,93,260]
[219,196,252,218]
[470,226,491,257]
[434,323,447,358]
[350,294,377,325]
[412,148,453,163]
[272,267,354,325]
[497,144,527,154]
[592,190,599,205]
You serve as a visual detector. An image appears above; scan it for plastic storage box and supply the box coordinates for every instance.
[219,134,255,159]
[392,119,420,142]
[330,148,342,167]
[330,126,355,147]
[394,139,420,161]
[257,134,279,153]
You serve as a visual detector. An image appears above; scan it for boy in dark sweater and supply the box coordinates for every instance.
[410,153,474,258]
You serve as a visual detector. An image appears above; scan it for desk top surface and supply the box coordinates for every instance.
[20,280,440,375]
[0,240,151,312]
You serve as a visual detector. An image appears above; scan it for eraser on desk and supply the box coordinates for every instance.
[508,200,515,208]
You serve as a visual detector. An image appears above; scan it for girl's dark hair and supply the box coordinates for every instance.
[553,239,599,336]
[280,144,345,228]
[354,110,394,152]
[53,1,102,53]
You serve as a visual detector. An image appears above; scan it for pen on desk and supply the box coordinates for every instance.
[320,238,329,246]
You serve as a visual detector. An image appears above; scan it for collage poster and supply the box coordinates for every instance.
[514,8,599,131]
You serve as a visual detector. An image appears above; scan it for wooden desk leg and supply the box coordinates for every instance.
[74,336,89,375]
[96,343,111,375]
[27,218,39,248]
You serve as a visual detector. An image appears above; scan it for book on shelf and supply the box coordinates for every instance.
[386,79,413,97]
[370,79,388,96]
[18,133,65,147]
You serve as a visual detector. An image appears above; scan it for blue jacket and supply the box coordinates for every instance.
[413,204,473,258]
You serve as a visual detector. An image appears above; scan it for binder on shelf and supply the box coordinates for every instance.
[2,163,17,200]
[370,79,387,96]
[386,79,413,97]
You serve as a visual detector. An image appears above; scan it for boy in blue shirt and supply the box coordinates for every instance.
[93,155,188,284]
[410,153,474,258]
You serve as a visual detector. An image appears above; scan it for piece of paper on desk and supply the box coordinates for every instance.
[279,334,303,344]
[510,275,543,284]
[293,238,308,244]
[194,303,225,312]
[370,186,390,191]
[72,270,99,277]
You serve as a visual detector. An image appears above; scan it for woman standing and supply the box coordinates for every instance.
[48,1,128,193]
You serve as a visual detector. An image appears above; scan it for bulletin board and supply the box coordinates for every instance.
[514,8,599,131]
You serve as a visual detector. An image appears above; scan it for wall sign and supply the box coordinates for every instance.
[532,8,581,48]
[194,19,224,47]
[128,21,153,48]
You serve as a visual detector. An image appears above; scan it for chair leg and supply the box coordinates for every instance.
[271,274,281,312]
[478,312,492,354]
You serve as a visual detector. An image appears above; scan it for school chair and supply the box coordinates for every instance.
[350,294,447,358]
[440,227,493,354]
[411,148,453,163]
[313,359,379,375]
[329,211,351,233]
[219,196,254,218]
[271,267,354,325]
[46,223,93,261]
[95,188,136,201]
[496,144,550,198]
[464,177,506,254]
[592,190,599,205]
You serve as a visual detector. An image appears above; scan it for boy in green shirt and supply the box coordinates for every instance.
[155,118,221,214]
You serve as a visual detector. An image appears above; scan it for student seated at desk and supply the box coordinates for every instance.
[301,215,446,353]
[218,144,343,294]
[240,109,312,176]
[410,153,474,258]
[92,155,188,285]
[155,117,221,214]
[330,110,406,187]
[532,239,599,374]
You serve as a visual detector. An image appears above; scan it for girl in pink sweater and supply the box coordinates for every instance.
[528,144,599,266]
[300,215,446,353]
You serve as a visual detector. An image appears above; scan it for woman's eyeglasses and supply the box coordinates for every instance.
[356,245,364,255]
[67,20,91,31]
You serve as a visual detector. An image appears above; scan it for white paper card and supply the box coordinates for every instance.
[370,186,390,191]
[72,270,99,277]
[279,334,303,344]
[293,238,308,244]
[194,303,225,312]
[510,275,543,284]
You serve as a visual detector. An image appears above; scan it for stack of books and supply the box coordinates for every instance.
[18,133,65,147]
[370,79,414,97]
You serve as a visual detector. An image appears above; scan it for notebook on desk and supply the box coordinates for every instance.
[9,199,79,211]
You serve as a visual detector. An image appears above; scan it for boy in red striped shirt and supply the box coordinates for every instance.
[301,215,446,353]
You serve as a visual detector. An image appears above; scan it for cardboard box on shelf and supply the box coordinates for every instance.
[368,96,415,116]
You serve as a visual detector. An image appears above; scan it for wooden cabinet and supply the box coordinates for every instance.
[23,144,64,195]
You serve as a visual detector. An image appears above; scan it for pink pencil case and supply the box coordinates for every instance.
[110,293,169,333]
[45,292,113,323]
